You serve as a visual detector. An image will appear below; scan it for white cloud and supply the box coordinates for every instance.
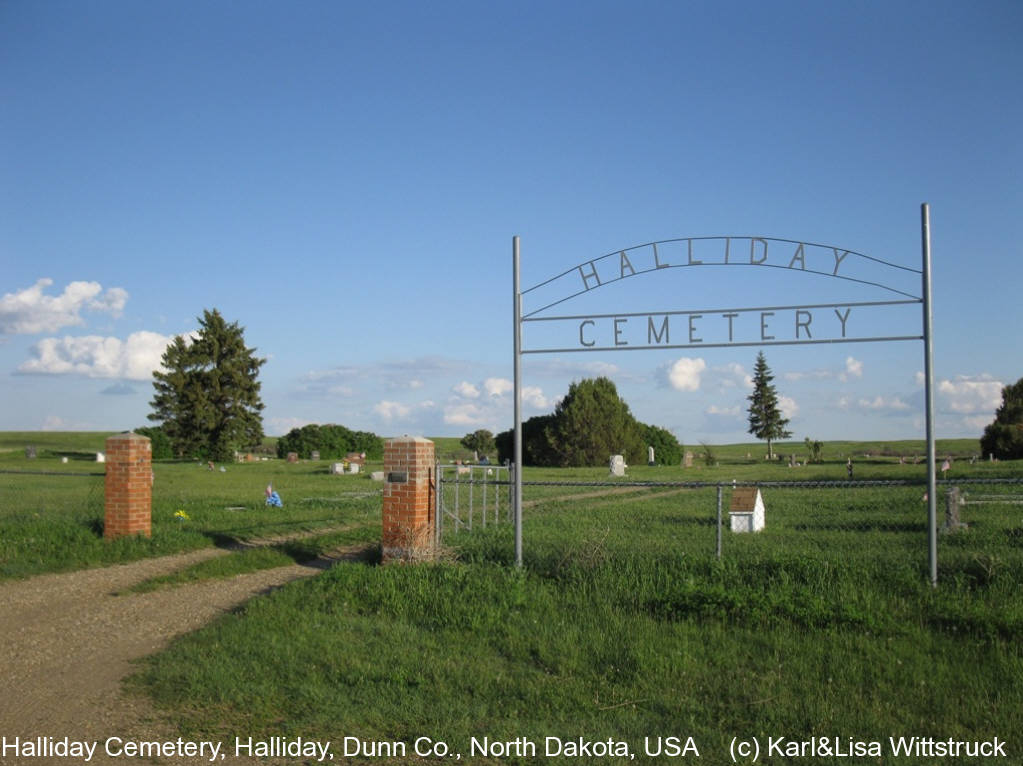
[844,356,863,380]
[779,395,799,420]
[857,395,911,412]
[443,402,489,427]
[41,414,94,431]
[713,362,751,388]
[266,416,315,436]
[452,381,480,399]
[962,414,992,432]
[706,404,740,417]
[937,375,1003,415]
[17,331,174,380]
[483,377,514,397]
[373,400,412,420]
[0,278,128,335]
[784,357,863,383]
[784,369,832,382]
[664,357,707,391]
[521,386,549,409]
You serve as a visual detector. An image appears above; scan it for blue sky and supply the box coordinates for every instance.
[2,1,1020,446]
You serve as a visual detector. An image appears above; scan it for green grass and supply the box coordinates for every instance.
[0,446,384,580]
[129,457,1023,765]
[6,432,1022,764]
[0,430,118,455]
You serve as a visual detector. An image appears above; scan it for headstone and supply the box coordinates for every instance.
[330,462,345,475]
[609,454,626,477]
[310,450,320,461]
[370,471,385,481]
[25,446,37,459]
[683,451,694,468]
[648,446,655,466]
[943,487,968,532]
[348,462,360,474]
[287,452,299,463]
[96,452,106,463]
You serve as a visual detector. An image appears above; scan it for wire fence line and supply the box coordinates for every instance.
[435,470,1023,573]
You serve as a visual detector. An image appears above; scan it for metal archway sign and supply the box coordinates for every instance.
[512,204,937,583]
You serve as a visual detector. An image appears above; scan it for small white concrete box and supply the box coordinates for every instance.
[729,487,765,532]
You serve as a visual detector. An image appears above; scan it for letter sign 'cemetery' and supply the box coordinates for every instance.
[520,236,923,353]
[512,208,940,583]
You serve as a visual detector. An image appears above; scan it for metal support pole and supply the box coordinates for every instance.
[434,464,440,547]
[716,484,723,558]
[921,203,938,586]
[513,236,524,568]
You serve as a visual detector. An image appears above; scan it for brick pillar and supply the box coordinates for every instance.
[382,436,435,562]
[104,432,152,539]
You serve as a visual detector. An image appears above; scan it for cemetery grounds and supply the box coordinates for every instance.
[1,433,1022,765]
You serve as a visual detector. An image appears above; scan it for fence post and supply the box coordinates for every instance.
[434,463,442,547]
[716,484,723,558]
[104,432,152,539]
[381,437,435,562]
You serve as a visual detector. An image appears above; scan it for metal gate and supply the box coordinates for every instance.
[434,463,512,545]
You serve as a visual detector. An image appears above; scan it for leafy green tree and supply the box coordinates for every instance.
[641,423,683,466]
[495,414,559,466]
[746,351,791,460]
[460,429,496,459]
[149,309,266,461]
[549,377,645,467]
[980,377,1023,460]
[133,425,173,460]
[276,423,383,460]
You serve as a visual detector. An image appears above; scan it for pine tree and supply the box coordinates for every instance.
[746,351,791,460]
[549,377,645,467]
[980,377,1023,460]
[149,309,266,461]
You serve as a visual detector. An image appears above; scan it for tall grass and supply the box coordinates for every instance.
[132,464,1023,765]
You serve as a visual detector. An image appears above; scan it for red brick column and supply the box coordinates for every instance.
[382,437,435,562]
[104,432,152,539]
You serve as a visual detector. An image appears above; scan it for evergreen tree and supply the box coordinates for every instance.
[549,377,645,466]
[980,377,1023,460]
[149,309,266,461]
[746,351,791,460]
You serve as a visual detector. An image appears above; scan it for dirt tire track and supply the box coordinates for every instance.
[0,546,360,765]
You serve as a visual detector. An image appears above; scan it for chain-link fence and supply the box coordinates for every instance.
[436,471,1023,578]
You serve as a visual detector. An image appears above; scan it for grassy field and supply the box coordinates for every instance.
[129,472,1022,765]
[4,432,1021,764]
[0,441,384,580]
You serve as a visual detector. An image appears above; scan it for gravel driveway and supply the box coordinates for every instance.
[1,547,353,765]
